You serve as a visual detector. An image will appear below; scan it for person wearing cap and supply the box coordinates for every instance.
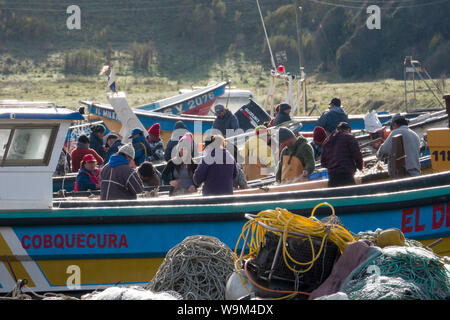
[321,122,363,187]
[162,133,198,196]
[89,124,106,159]
[317,98,349,135]
[193,135,238,196]
[146,123,165,162]
[275,127,315,184]
[100,143,144,200]
[212,104,239,137]
[310,126,328,161]
[377,115,420,177]
[104,133,123,164]
[273,103,292,126]
[241,125,275,181]
[129,127,151,166]
[75,154,100,192]
[71,135,104,172]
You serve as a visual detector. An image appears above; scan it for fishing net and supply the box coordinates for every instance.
[341,245,450,300]
[147,235,235,300]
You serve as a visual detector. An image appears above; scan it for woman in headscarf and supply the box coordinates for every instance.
[161,133,198,196]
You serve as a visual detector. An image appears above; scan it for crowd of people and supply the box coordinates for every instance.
[55,99,421,200]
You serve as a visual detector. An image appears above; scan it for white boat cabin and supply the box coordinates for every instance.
[0,101,84,210]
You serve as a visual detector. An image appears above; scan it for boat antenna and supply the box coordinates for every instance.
[256,0,276,70]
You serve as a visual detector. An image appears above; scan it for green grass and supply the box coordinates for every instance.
[0,49,447,114]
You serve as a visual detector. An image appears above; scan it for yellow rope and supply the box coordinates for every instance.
[233,203,355,299]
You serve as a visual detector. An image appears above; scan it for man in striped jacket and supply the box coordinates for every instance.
[100,144,144,200]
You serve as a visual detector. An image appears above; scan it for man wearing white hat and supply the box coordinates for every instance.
[100,143,145,200]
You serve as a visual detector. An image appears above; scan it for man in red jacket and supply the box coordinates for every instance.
[71,135,104,172]
[321,122,363,187]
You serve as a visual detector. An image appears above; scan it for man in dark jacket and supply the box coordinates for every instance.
[321,122,363,187]
[71,135,104,172]
[89,124,106,159]
[193,135,238,196]
[273,103,292,126]
[212,104,239,137]
[317,98,349,135]
[100,143,145,200]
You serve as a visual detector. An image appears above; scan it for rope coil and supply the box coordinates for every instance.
[234,203,355,299]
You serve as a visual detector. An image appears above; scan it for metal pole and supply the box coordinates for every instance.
[256,0,276,70]
[404,58,408,113]
[295,1,303,71]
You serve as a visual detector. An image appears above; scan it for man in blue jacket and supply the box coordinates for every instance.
[317,98,349,135]
[129,128,151,166]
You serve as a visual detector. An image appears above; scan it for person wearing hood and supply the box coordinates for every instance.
[321,122,363,187]
[75,154,100,192]
[100,143,144,200]
[212,104,239,137]
[275,127,315,184]
[193,135,238,196]
[317,98,349,135]
[104,134,123,164]
[376,115,420,178]
[165,121,189,161]
[71,135,104,172]
[273,103,292,126]
[162,133,198,196]
[89,124,106,159]
[310,126,328,161]
[241,125,275,181]
[146,123,165,162]
[129,128,151,166]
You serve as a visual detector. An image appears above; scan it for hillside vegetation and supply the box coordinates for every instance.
[0,0,448,112]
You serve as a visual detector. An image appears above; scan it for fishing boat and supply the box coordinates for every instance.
[1,99,449,294]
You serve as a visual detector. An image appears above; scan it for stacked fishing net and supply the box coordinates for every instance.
[81,286,182,300]
[341,244,450,300]
[147,235,235,300]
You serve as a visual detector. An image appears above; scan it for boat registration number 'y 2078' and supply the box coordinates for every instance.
[401,203,450,234]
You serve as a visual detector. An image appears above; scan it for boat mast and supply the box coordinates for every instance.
[256,0,276,70]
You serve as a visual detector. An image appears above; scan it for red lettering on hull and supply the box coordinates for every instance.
[19,234,128,250]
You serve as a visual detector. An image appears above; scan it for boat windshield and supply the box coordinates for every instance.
[0,125,58,166]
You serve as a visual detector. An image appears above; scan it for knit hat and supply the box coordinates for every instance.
[78,134,90,144]
[148,123,161,137]
[214,104,225,115]
[278,127,295,143]
[82,154,97,163]
[329,98,341,107]
[336,122,351,131]
[174,120,187,130]
[279,103,292,112]
[92,124,106,133]
[118,143,135,159]
[128,128,143,138]
[313,126,327,144]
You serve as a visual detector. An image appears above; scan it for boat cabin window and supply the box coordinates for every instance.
[0,125,58,166]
